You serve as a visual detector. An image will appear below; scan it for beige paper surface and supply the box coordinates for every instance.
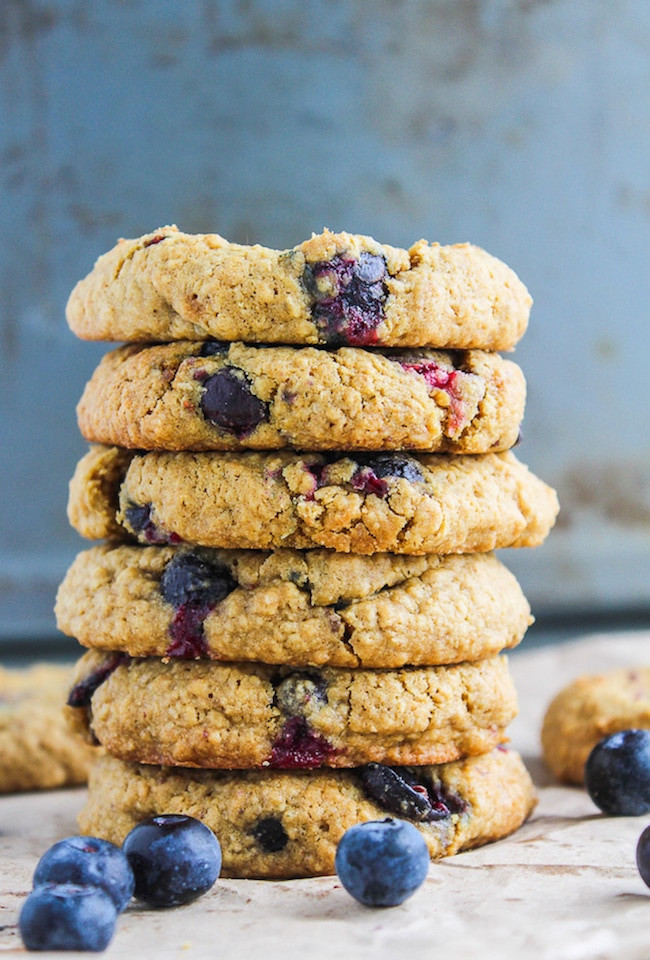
[1,631,649,959]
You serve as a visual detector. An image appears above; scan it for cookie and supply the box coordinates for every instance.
[66,651,517,769]
[66,226,531,349]
[79,747,535,878]
[68,446,559,555]
[76,341,526,454]
[541,667,650,784]
[55,545,532,668]
[0,662,96,792]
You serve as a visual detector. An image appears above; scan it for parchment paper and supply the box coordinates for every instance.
[1,631,649,960]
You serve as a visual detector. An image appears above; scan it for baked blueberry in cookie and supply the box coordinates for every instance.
[199,368,269,437]
[67,654,129,709]
[252,817,289,853]
[360,763,467,822]
[269,717,336,769]
[351,453,426,496]
[123,502,179,545]
[304,252,388,346]
[160,551,237,658]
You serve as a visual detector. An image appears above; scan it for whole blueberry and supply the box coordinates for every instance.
[19,883,117,951]
[160,551,236,609]
[123,814,221,908]
[584,729,650,815]
[33,835,134,913]
[335,818,429,907]
[636,824,650,887]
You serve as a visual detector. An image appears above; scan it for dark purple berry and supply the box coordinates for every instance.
[160,552,236,609]
[304,252,387,346]
[335,819,429,907]
[360,764,448,823]
[67,654,129,709]
[123,502,176,544]
[19,883,117,951]
[636,824,650,887]
[269,717,335,769]
[198,341,229,357]
[123,814,221,908]
[359,453,425,483]
[584,729,650,815]
[200,368,268,437]
[33,836,134,913]
[253,817,289,853]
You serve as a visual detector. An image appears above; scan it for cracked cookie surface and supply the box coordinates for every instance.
[68,446,559,555]
[76,341,525,454]
[542,667,650,784]
[79,748,535,878]
[0,663,96,792]
[56,545,531,667]
[66,651,517,769]
[66,226,531,349]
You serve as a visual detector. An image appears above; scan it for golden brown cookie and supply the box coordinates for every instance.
[66,227,531,349]
[0,662,96,792]
[66,651,518,769]
[68,446,559,555]
[55,545,532,668]
[79,747,536,878]
[541,667,650,784]
[76,341,526,454]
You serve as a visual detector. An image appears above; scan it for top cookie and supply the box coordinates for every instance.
[66,227,531,349]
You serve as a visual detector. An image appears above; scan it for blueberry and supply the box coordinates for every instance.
[636,824,650,887]
[200,368,268,436]
[33,836,134,913]
[335,818,429,907]
[160,551,236,609]
[304,253,387,346]
[584,729,650,815]
[19,883,117,951]
[198,341,229,357]
[358,453,425,483]
[360,764,448,823]
[123,814,221,908]
[67,653,130,709]
[253,817,289,853]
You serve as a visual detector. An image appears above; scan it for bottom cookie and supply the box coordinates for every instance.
[79,747,535,879]
[0,662,96,792]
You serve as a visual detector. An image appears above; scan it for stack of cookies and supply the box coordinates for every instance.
[55,227,558,878]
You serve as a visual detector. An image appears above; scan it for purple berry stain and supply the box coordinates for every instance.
[269,717,336,769]
[160,552,236,658]
[400,359,467,433]
[304,252,387,345]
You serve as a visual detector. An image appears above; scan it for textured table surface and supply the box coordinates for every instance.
[1,632,649,959]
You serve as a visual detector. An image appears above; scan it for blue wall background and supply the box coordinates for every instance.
[1,0,649,644]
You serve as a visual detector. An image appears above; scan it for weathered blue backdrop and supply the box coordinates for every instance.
[2,0,649,643]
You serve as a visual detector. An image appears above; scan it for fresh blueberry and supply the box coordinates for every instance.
[160,551,236,609]
[253,817,289,853]
[584,729,650,815]
[19,883,117,951]
[200,368,268,436]
[33,835,134,913]
[335,818,429,907]
[636,824,650,887]
[123,814,221,908]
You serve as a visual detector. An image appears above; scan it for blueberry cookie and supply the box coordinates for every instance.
[55,545,531,668]
[66,651,517,769]
[68,446,559,555]
[79,747,535,878]
[76,341,526,454]
[66,227,531,349]
[0,663,96,792]
[542,667,650,784]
